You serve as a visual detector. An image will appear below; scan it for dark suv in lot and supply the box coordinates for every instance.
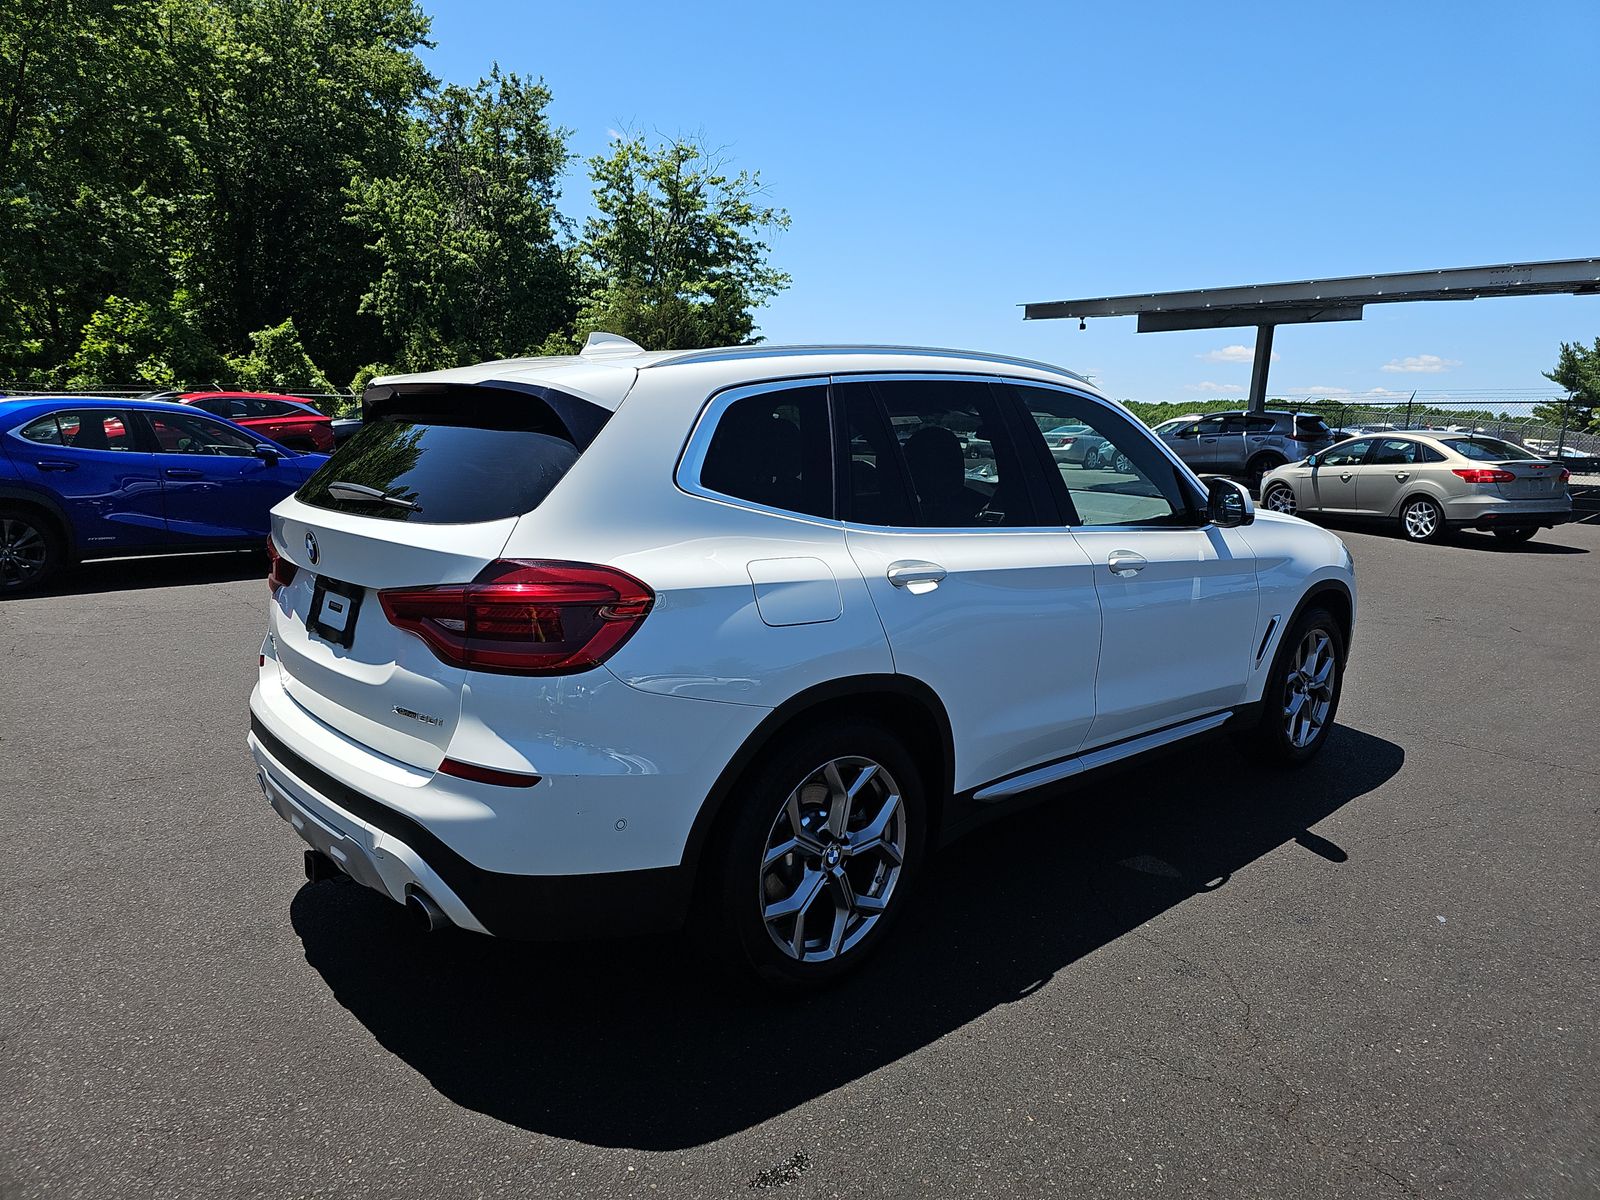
[1158,410,1335,490]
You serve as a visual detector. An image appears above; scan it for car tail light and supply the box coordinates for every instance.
[1452,468,1516,484]
[378,560,654,676]
[1289,430,1323,442]
[267,536,298,593]
[1558,467,1571,483]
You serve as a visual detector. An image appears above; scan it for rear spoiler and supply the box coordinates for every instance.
[360,381,611,449]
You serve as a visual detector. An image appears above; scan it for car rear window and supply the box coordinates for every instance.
[1441,437,1536,462]
[296,386,604,524]
[1296,415,1331,435]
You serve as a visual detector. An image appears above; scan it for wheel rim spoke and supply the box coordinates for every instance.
[759,755,907,963]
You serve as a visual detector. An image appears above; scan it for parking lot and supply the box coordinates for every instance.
[2,518,1597,1199]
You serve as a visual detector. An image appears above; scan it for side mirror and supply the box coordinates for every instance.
[253,443,281,465]
[1206,477,1255,527]
[1304,452,1319,467]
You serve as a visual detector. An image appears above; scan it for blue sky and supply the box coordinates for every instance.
[420,1,1599,405]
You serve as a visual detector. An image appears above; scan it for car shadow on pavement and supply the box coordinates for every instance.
[292,726,1402,1151]
[1,549,264,599]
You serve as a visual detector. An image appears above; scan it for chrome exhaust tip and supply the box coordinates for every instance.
[406,888,449,933]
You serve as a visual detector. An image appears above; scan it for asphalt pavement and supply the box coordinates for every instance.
[2,520,1597,1199]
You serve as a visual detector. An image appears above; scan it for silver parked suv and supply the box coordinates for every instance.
[1159,410,1335,490]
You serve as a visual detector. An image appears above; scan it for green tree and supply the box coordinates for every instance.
[552,134,790,352]
[348,67,572,369]
[177,0,433,382]
[63,292,223,389]
[0,0,196,383]
[223,316,334,394]
[1537,338,1600,432]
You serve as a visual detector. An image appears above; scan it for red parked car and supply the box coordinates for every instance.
[176,392,335,453]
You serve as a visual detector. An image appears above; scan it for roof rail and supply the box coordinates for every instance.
[647,343,1095,385]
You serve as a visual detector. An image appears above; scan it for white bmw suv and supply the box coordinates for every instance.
[249,337,1355,985]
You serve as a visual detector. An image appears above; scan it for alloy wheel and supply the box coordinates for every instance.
[1264,485,1297,514]
[1404,499,1439,540]
[0,517,48,588]
[1283,629,1336,749]
[758,756,906,963]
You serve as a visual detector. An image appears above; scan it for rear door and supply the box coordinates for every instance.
[835,376,1102,790]
[5,406,168,549]
[1169,415,1222,471]
[1357,437,1427,515]
[267,391,599,769]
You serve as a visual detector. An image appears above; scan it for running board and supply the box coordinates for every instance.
[972,712,1234,803]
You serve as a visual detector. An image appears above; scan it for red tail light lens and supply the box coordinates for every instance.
[1452,468,1516,484]
[378,560,654,676]
[1558,467,1571,483]
[267,536,298,593]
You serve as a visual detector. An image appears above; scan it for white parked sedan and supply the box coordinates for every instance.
[1260,432,1573,544]
[249,337,1356,986]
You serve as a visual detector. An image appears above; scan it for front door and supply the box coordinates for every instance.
[1000,383,1261,748]
[1310,438,1373,513]
[834,377,1102,794]
[137,409,303,542]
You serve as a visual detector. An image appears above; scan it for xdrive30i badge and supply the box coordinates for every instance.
[393,705,444,727]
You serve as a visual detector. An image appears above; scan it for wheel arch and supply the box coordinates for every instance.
[0,486,74,555]
[678,674,955,882]
[1290,578,1354,650]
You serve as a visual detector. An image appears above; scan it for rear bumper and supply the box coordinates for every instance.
[1451,507,1573,531]
[249,713,693,939]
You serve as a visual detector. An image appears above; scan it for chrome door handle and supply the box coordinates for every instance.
[1107,550,1148,577]
[35,460,76,472]
[1339,472,1353,482]
[164,467,204,479]
[887,560,946,591]
[1394,471,1409,481]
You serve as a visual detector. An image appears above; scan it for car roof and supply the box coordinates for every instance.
[0,395,253,418]
[371,336,1107,412]
[179,390,310,400]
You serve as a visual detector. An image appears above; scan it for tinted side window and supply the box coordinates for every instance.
[18,415,64,445]
[146,411,261,456]
[1004,384,1197,527]
[50,410,136,451]
[1370,438,1418,466]
[699,384,832,519]
[836,379,1037,527]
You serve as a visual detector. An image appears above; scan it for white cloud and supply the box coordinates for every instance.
[1362,386,1411,399]
[1200,344,1279,364]
[606,127,624,141]
[1187,381,1244,393]
[1288,385,1352,395]
[1381,354,1460,374]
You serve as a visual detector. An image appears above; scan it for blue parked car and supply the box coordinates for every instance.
[0,396,328,592]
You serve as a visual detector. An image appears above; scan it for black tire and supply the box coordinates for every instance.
[707,719,927,990]
[0,507,64,594]
[1248,454,1287,496]
[1399,495,1447,543]
[1236,607,1346,768]
[1492,527,1537,545]
[1261,482,1299,517]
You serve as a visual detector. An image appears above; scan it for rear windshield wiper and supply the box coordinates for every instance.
[326,480,422,512]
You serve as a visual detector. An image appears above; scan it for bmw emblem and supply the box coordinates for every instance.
[304,530,319,565]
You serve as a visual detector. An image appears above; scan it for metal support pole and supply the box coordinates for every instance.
[1247,325,1275,414]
